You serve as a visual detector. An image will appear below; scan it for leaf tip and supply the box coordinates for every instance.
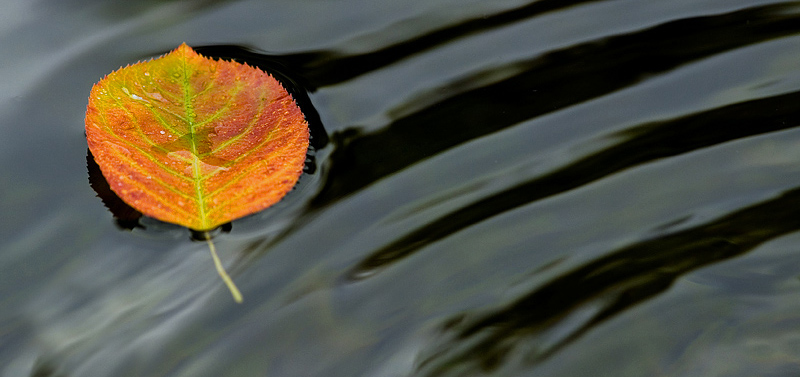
[174,42,198,57]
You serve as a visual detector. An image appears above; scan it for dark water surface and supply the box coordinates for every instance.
[3,0,800,376]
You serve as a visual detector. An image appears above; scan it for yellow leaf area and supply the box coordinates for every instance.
[86,43,309,231]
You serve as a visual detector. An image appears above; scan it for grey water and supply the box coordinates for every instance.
[2,0,800,376]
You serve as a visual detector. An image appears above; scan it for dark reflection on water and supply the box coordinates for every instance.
[349,89,800,279]
[312,3,800,209]
[413,186,800,375]
[282,0,607,87]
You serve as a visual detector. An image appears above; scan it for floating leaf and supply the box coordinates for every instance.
[85,43,310,302]
[85,43,309,232]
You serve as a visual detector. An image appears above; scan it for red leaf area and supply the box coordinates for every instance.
[86,44,309,231]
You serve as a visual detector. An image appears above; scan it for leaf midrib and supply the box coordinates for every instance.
[182,55,209,229]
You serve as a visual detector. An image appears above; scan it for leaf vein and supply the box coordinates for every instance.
[100,98,193,182]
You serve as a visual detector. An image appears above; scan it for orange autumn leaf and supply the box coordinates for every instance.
[85,43,309,231]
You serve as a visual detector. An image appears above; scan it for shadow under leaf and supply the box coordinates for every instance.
[86,149,143,230]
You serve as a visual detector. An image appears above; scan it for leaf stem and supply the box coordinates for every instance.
[204,231,243,303]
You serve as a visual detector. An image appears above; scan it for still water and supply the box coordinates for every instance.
[2,0,800,376]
